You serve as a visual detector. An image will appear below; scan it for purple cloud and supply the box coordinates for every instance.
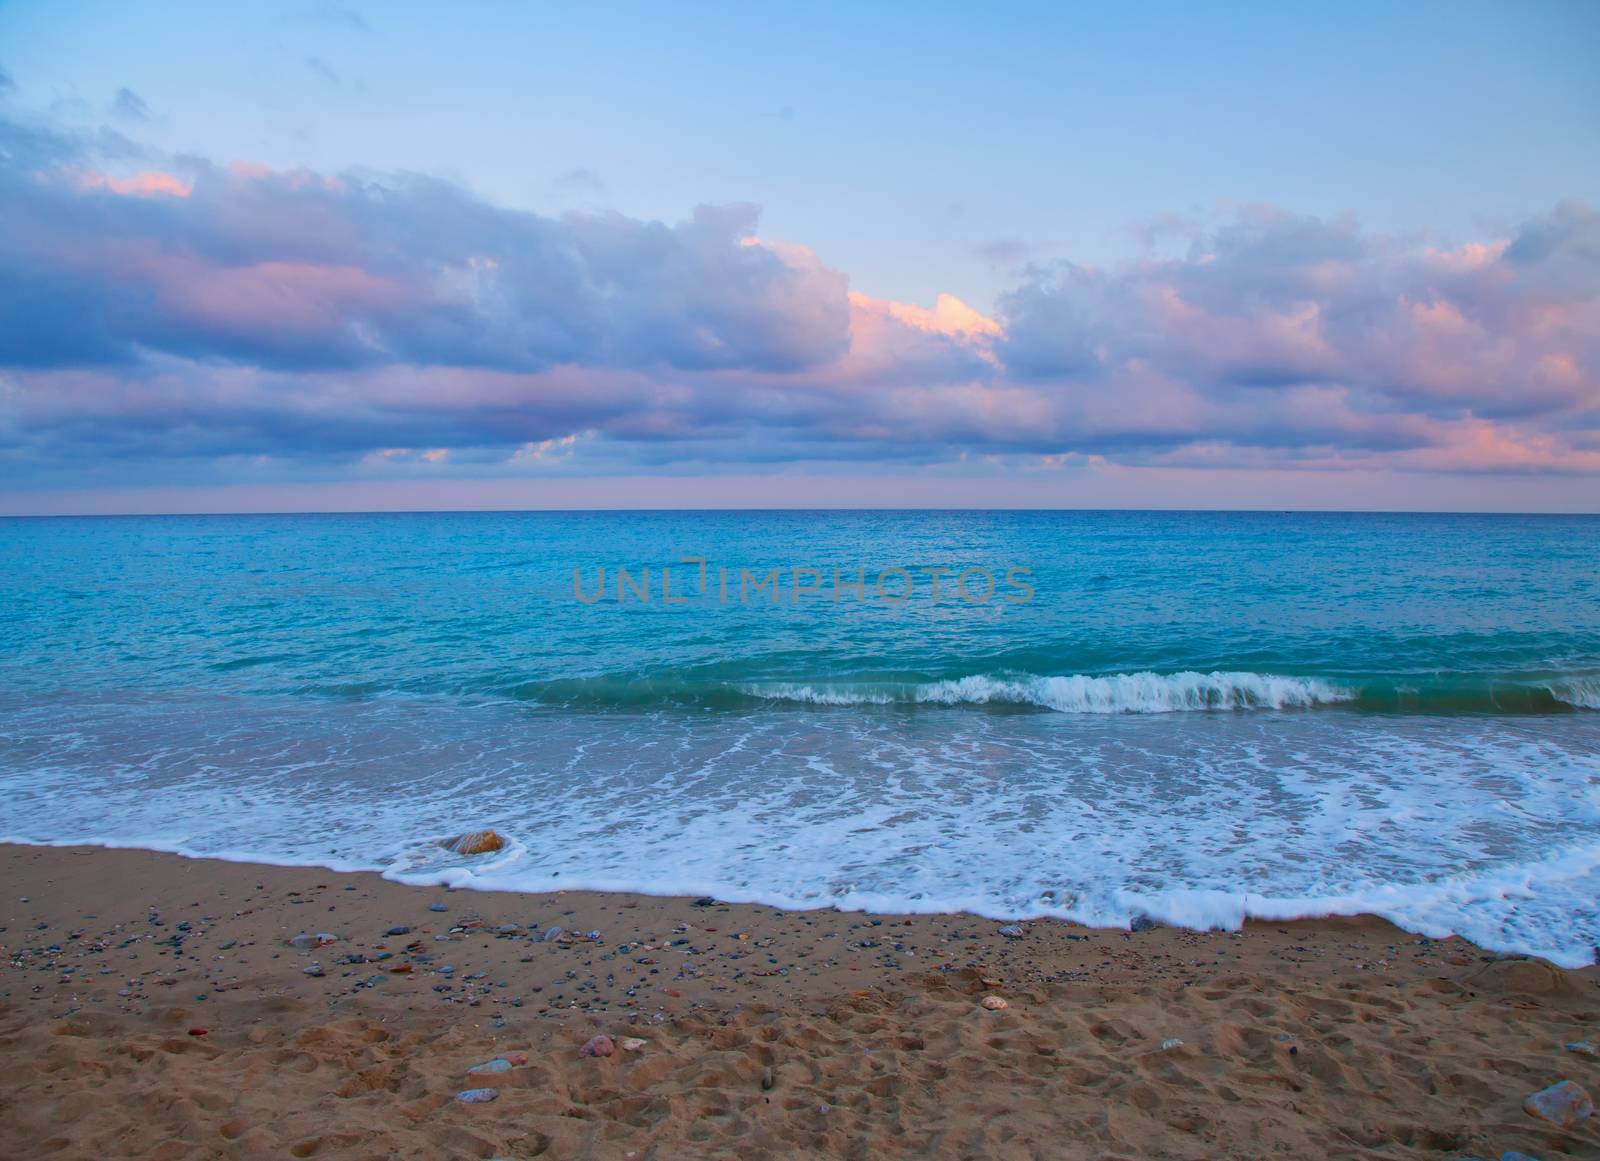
[0,109,1596,490]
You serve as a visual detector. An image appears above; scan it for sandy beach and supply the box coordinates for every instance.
[0,844,1594,1159]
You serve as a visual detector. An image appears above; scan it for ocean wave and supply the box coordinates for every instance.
[1551,677,1600,710]
[275,668,1600,715]
[748,671,1354,713]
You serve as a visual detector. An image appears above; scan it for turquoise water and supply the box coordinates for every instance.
[3,511,1599,962]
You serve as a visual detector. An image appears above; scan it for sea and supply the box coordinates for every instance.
[2,510,1598,965]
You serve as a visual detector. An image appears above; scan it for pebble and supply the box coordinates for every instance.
[1523,1079,1593,1129]
[543,926,564,943]
[997,925,1023,939]
[1161,1038,1185,1050]
[429,903,449,912]
[1130,915,1158,932]
[981,995,1009,1011]
[619,1037,646,1052]
[443,829,505,856]
[580,1034,615,1058]
[288,932,336,951]
[385,926,411,936]
[456,1088,499,1103]
[468,1058,513,1074]
[761,1065,774,1090]
[1565,1040,1599,1058]
[303,964,325,977]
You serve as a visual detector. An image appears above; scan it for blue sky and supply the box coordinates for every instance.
[0,1,1597,511]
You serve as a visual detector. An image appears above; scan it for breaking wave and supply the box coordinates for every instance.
[747,671,1353,713]
[1551,677,1600,710]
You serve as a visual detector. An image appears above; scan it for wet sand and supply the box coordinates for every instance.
[2,842,1598,1159]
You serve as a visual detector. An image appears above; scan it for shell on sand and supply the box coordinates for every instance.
[442,830,506,856]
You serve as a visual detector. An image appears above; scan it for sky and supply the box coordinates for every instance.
[0,0,1597,513]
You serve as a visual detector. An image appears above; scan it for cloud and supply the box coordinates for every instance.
[111,87,150,122]
[974,239,1034,267]
[0,108,1595,491]
[995,201,1600,465]
[552,167,604,198]
[304,56,366,95]
[0,121,854,377]
[302,2,371,34]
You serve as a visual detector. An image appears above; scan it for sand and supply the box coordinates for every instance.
[2,844,1598,1159]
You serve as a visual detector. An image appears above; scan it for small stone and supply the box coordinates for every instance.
[503,1051,529,1066]
[456,1088,499,1103]
[981,995,1009,1011]
[1501,1153,1541,1161]
[619,1037,645,1052]
[385,925,411,936]
[761,1065,774,1090]
[468,1057,513,1074]
[429,903,449,913]
[1130,915,1158,932]
[1565,1040,1599,1058]
[997,925,1023,939]
[1161,1038,1184,1050]
[1523,1079,1593,1129]
[691,897,716,907]
[542,926,564,943]
[187,1028,208,1036]
[303,964,324,977]
[580,1034,615,1058]
[443,830,506,856]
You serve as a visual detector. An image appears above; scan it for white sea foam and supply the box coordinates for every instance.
[4,690,1600,967]
[1551,677,1600,709]
[752,683,898,706]
[748,671,1354,713]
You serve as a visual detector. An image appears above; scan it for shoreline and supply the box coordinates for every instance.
[4,843,1599,1158]
[6,833,1592,971]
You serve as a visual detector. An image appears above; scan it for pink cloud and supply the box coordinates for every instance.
[0,116,1596,496]
[71,169,192,197]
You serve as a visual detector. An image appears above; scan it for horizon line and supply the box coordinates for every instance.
[4,505,1599,520]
